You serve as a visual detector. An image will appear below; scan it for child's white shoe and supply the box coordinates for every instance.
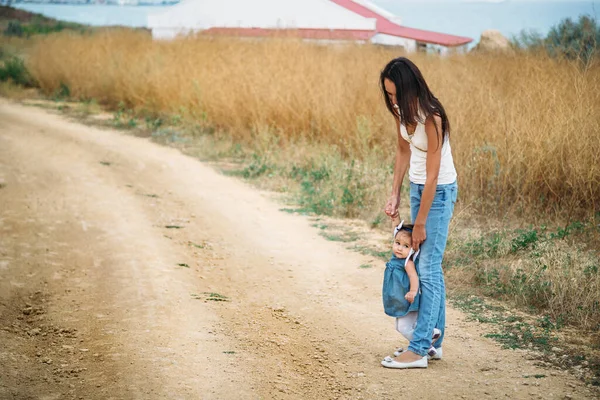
[427,346,437,357]
[432,328,442,344]
[428,347,443,360]
[393,328,442,357]
[393,347,406,357]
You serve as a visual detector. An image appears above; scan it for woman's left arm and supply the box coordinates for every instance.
[411,115,443,250]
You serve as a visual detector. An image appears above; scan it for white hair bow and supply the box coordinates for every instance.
[394,220,420,265]
[393,219,405,238]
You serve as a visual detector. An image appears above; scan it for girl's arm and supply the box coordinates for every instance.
[385,117,411,218]
[411,115,443,250]
[404,259,419,303]
[392,214,401,229]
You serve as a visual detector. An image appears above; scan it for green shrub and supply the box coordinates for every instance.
[0,56,34,86]
[4,20,23,37]
[2,14,86,38]
[546,15,599,62]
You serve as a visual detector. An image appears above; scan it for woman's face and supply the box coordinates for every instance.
[384,78,398,108]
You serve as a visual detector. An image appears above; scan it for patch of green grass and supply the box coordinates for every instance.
[523,374,546,379]
[99,161,111,166]
[143,193,159,198]
[285,157,377,218]
[165,225,183,229]
[311,223,328,230]
[319,231,361,243]
[188,241,205,249]
[511,227,540,252]
[550,221,585,240]
[351,245,389,260]
[444,293,600,383]
[506,315,523,323]
[145,115,163,131]
[279,208,302,214]
[462,232,503,258]
[296,178,335,216]
[484,322,554,351]
[177,263,190,268]
[191,292,229,301]
[359,264,372,269]
[203,292,229,302]
[450,294,505,323]
[222,351,236,354]
[226,153,274,179]
[453,221,595,264]
[53,82,70,101]
[447,219,600,332]
[111,102,143,130]
[450,293,557,352]
[538,314,564,330]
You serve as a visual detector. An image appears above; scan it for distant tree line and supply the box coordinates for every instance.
[1,6,87,37]
[513,15,600,63]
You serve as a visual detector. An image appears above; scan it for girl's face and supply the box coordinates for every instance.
[384,78,398,110]
[393,232,412,259]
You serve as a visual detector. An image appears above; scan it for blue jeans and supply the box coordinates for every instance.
[408,181,457,356]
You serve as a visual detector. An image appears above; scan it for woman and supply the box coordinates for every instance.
[380,57,458,369]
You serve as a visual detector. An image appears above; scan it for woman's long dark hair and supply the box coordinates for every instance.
[380,57,450,146]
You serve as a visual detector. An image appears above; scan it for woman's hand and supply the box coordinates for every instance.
[405,291,418,304]
[411,223,426,251]
[384,195,400,218]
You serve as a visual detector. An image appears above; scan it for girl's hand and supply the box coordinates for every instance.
[405,291,418,303]
[384,195,399,218]
[411,223,426,251]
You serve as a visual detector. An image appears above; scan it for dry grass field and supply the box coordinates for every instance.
[1,30,595,357]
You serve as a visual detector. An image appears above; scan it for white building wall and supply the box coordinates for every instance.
[148,0,377,39]
[151,27,192,40]
[371,33,416,52]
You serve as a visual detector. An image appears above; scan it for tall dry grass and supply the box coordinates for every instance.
[28,30,600,217]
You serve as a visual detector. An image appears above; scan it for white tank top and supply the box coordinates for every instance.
[400,121,457,185]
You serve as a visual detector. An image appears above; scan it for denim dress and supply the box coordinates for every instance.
[382,255,420,317]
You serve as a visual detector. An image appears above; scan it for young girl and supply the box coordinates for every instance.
[381,217,441,369]
[380,57,458,369]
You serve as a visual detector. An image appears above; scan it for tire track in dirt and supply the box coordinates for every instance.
[0,99,596,399]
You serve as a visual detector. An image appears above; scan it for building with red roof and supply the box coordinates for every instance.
[148,0,472,54]
[331,0,472,52]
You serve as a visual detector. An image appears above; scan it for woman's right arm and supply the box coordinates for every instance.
[385,118,411,218]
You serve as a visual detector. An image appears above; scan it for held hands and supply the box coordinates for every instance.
[384,195,399,218]
[405,291,418,304]
[384,194,427,250]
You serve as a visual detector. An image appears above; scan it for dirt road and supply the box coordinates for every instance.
[0,99,594,399]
